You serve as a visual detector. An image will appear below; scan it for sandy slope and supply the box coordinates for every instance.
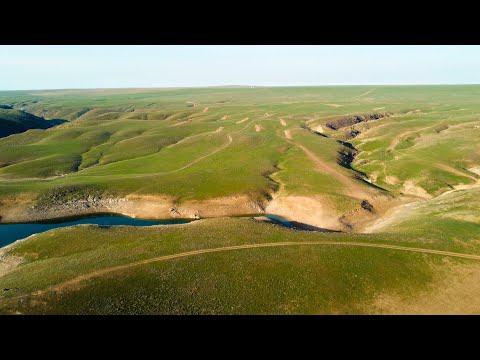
[266,195,341,230]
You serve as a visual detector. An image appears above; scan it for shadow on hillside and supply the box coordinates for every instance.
[289,221,342,232]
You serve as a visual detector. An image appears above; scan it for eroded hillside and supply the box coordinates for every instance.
[0,86,479,232]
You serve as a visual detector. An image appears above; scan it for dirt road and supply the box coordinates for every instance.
[354,88,376,98]
[285,133,371,199]
[11,241,480,301]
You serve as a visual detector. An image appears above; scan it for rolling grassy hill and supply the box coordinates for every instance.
[0,85,479,314]
[0,107,67,138]
[2,217,480,314]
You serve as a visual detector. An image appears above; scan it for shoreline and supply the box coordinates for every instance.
[0,194,265,224]
[0,191,400,232]
[0,212,322,252]
[0,211,195,225]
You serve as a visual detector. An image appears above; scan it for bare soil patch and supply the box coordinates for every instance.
[373,261,480,314]
[313,125,325,133]
[236,117,249,124]
[324,104,343,108]
[266,195,342,230]
[401,180,432,199]
[0,252,24,278]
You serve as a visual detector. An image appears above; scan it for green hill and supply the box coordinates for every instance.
[0,107,67,138]
[0,86,479,314]
[1,216,480,314]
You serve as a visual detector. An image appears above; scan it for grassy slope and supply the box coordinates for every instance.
[1,86,480,314]
[367,186,480,251]
[0,108,64,138]
[2,86,479,220]
[2,217,478,315]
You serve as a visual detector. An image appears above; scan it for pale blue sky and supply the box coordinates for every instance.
[1,46,479,90]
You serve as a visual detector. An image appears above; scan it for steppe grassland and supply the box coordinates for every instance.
[1,86,480,314]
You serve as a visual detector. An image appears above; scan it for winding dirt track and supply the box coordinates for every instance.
[354,88,376,98]
[167,135,232,173]
[1,119,256,185]
[0,132,233,183]
[236,117,249,124]
[285,135,371,199]
[15,241,480,299]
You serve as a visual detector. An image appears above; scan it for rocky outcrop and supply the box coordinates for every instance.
[345,128,361,139]
[0,190,265,223]
[361,199,375,212]
[169,206,181,217]
[326,112,391,130]
[29,194,129,218]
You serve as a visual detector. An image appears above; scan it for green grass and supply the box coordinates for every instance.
[1,85,479,203]
[1,85,480,314]
[0,217,467,315]
[0,108,65,138]
[370,186,480,252]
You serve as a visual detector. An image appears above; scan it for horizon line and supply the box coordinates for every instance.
[2,83,480,92]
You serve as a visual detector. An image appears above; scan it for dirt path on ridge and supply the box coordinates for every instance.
[285,132,371,199]
[236,117,249,124]
[9,241,480,302]
[354,88,376,98]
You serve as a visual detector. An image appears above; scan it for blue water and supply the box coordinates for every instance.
[0,214,190,248]
[264,214,294,228]
[0,213,295,248]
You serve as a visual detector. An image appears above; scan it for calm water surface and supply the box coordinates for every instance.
[0,213,295,248]
[0,214,190,248]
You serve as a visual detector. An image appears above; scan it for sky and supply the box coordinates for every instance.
[1,45,479,90]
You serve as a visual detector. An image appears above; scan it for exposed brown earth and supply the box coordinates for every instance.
[288,138,371,200]
[0,194,263,223]
[0,252,24,277]
[0,194,38,223]
[236,117,249,124]
[170,119,190,127]
[326,113,391,130]
[266,195,342,230]
[324,103,343,108]
[0,110,424,232]
[353,88,376,98]
[401,180,432,199]
[312,125,325,134]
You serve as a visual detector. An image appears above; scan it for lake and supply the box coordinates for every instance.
[0,213,298,248]
[0,214,190,248]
